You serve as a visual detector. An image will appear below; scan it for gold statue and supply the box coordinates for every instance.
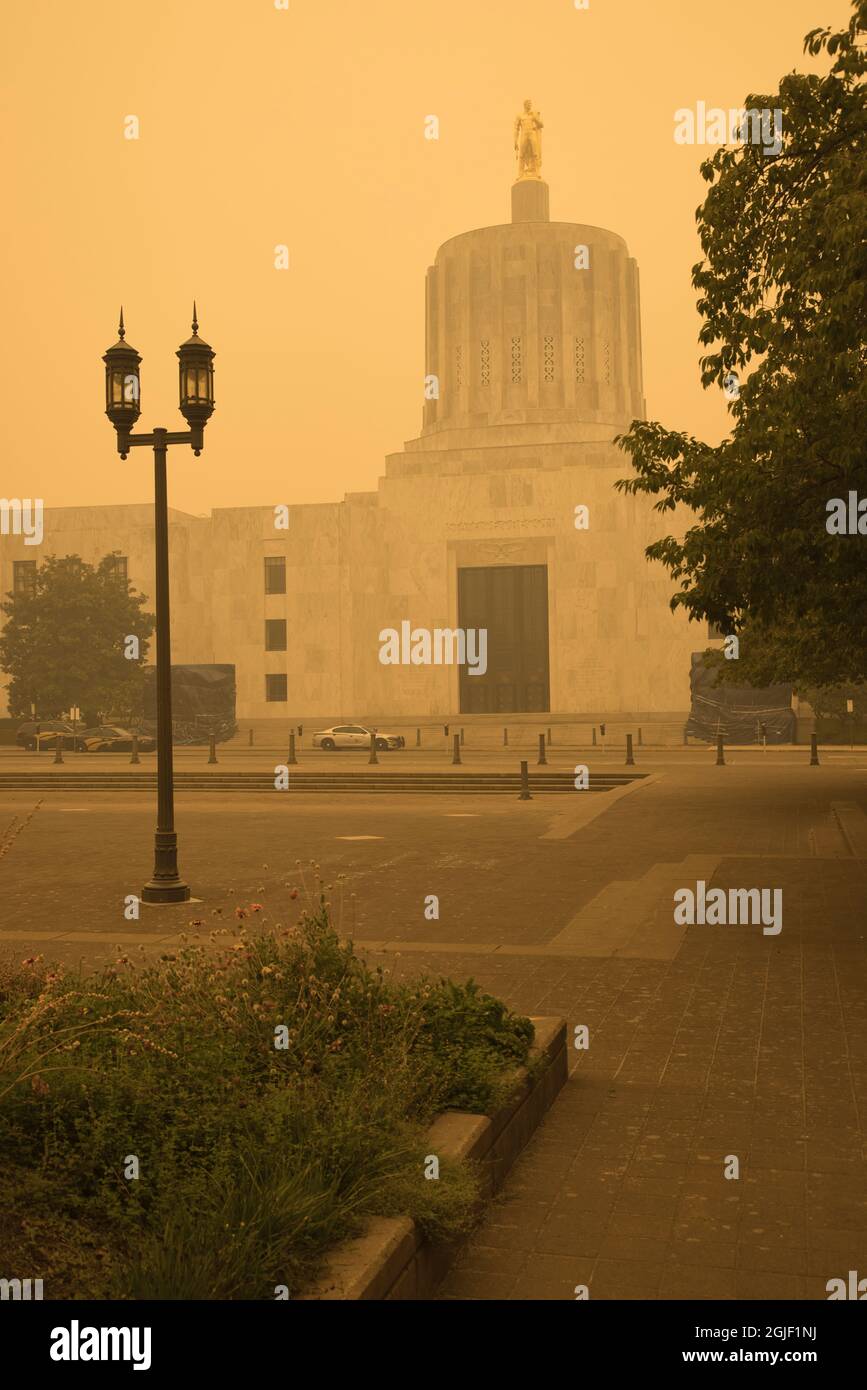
[514,98,543,180]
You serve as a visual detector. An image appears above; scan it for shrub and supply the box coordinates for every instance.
[0,880,533,1299]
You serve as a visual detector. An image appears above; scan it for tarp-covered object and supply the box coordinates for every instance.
[143,664,236,744]
[687,653,795,744]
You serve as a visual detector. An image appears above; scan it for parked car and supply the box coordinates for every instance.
[16,720,78,751]
[78,726,156,753]
[311,724,405,751]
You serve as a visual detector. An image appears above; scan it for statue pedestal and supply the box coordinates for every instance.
[511,179,549,223]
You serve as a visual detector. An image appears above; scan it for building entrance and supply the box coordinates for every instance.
[457,564,550,713]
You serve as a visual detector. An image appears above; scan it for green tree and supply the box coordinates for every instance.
[615,1,867,691]
[0,554,155,723]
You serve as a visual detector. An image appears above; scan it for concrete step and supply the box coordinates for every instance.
[0,771,644,794]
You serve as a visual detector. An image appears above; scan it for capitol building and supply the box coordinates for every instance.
[1,108,703,728]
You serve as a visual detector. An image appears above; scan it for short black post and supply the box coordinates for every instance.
[592,726,597,746]
[810,732,820,766]
[208,733,218,764]
[369,731,378,765]
[504,726,508,746]
[248,728,254,747]
[518,759,532,800]
[130,734,140,765]
[297,724,303,742]
[452,733,461,765]
[716,735,725,766]
[54,734,64,764]
[625,732,635,766]
[443,723,449,738]
[288,731,297,766]
[547,727,552,746]
[416,727,421,747]
[638,727,642,747]
[537,733,547,765]
[460,727,465,746]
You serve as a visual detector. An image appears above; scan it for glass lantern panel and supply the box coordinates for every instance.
[184,367,197,401]
[111,371,125,404]
[197,367,209,401]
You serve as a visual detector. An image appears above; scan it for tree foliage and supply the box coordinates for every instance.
[615,1,867,690]
[0,554,154,722]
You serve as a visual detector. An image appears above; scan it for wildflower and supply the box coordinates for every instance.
[251,903,264,913]
[289,889,298,900]
[235,907,248,920]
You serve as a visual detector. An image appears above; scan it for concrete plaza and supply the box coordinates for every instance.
[1,752,866,1300]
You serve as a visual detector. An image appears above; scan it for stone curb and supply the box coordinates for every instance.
[300,1015,567,1301]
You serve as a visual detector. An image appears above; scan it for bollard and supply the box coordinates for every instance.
[443,723,449,738]
[504,726,508,746]
[638,727,642,747]
[54,734,64,764]
[369,731,378,765]
[288,731,297,766]
[248,728,254,747]
[416,727,421,747]
[810,732,820,766]
[130,734,140,765]
[625,732,635,766]
[452,733,461,765]
[297,725,303,738]
[518,759,532,800]
[716,735,725,766]
[547,727,552,746]
[460,727,465,746]
[592,726,597,746]
[208,733,218,765]
[537,733,547,766]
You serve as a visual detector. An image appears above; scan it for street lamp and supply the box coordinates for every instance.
[102,305,216,903]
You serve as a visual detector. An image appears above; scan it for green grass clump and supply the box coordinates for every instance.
[0,880,533,1299]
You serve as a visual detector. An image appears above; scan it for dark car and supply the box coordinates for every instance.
[78,725,156,753]
[16,720,78,751]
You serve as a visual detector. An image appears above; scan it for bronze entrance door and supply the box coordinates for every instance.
[457,564,550,713]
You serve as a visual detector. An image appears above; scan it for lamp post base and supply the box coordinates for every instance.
[142,828,190,903]
[141,880,191,904]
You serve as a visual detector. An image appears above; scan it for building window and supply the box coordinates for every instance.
[510,336,522,383]
[480,339,490,385]
[574,337,585,384]
[106,555,128,583]
[13,561,37,596]
[265,618,287,651]
[265,674,288,702]
[264,556,286,594]
[543,335,554,383]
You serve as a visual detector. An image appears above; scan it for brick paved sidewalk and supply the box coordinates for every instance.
[378,788,867,1300]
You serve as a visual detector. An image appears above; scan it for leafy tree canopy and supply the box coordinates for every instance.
[615,1,867,691]
[0,553,154,723]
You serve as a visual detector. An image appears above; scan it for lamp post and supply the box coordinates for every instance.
[102,305,215,903]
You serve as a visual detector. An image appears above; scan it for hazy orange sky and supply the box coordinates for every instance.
[1,0,852,516]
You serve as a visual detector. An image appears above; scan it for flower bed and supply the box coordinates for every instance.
[0,873,533,1299]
